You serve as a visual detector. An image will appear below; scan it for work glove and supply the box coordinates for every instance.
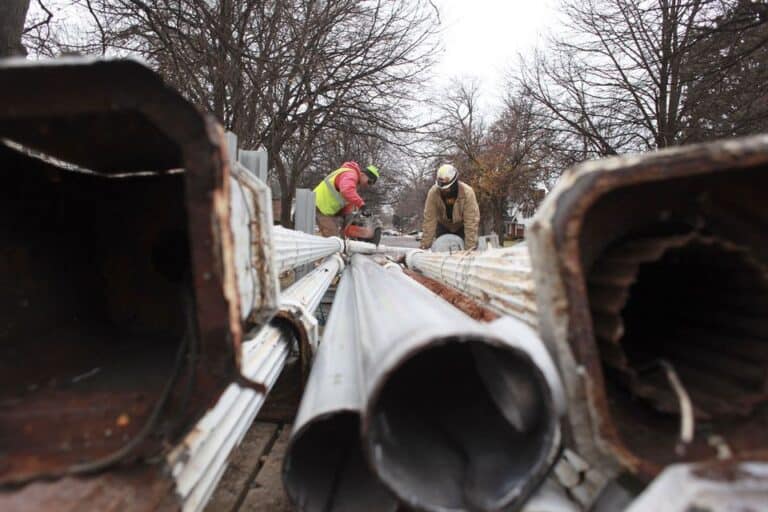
[359,205,371,218]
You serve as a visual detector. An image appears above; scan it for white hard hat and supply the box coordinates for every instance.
[436,164,458,190]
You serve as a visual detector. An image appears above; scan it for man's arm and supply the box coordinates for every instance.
[463,187,480,250]
[336,171,365,215]
[420,188,438,249]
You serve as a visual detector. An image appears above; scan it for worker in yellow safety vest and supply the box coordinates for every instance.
[313,161,379,237]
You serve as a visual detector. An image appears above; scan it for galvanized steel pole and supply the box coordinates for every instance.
[278,253,344,315]
[350,255,564,512]
[405,244,538,328]
[273,226,344,273]
[282,269,398,512]
[230,158,280,327]
[273,225,413,275]
[170,256,344,512]
[345,239,411,257]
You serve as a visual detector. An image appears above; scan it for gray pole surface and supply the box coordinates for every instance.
[351,254,564,512]
[283,269,398,512]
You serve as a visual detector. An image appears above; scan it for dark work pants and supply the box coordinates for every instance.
[436,223,465,241]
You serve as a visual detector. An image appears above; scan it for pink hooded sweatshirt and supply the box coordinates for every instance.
[331,161,365,215]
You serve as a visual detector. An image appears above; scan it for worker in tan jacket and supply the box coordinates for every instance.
[420,164,480,250]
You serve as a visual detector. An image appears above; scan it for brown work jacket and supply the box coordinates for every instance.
[421,181,480,250]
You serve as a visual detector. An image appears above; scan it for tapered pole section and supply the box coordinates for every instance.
[282,269,397,512]
[278,253,344,314]
[350,255,564,512]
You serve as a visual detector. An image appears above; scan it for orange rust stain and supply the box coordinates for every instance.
[403,270,499,322]
[116,414,131,428]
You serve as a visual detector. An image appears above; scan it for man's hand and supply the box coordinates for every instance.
[359,205,371,217]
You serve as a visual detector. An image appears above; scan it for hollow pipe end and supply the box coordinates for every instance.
[486,316,567,418]
[360,329,565,512]
[404,249,424,269]
[382,261,403,272]
[331,236,345,253]
[330,252,346,272]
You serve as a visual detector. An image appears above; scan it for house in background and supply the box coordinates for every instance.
[503,187,548,240]
[502,206,530,240]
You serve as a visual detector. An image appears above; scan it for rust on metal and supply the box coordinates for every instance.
[529,134,768,481]
[691,459,768,482]
[0,58,243,497]
[404,246,539,328]
[403,269,500,322]
[0,466,178,512]
[271,311,312,388]
[589,233,768,420]
[210,123,245,361]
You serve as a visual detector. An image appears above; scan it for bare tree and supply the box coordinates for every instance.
[428,80,555,240]
[1,0,32,57]
[681,0,768,142]
[429,79,486,163]
[68,0,439,225]
[294,121,399,213]
[22,1,92,58]
[392,163,433,231]
[518,0,733,158]
[484,96,556,233]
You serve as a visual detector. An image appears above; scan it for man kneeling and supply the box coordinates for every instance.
[420,164,480,251]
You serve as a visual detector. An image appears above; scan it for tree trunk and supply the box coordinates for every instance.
[211,0,230,124]
[493,207,505,244]
[274,157,293,228]
[280,188,294,228]
[0,0,31,57]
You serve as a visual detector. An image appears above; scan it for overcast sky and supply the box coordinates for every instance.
[27,0,557,115]
[430,0,556,114]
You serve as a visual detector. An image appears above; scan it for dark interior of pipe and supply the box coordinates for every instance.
[367,341,555,511]
[0,146,193,484]
[284,413,396,512]
[623,242,768,386]
[590,233,768,466]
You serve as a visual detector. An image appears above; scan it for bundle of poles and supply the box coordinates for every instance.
[6,58,768,512]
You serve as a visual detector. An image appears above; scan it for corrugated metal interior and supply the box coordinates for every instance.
[579,166,768,473]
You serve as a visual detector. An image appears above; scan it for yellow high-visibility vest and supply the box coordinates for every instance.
[313,167,351,216]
